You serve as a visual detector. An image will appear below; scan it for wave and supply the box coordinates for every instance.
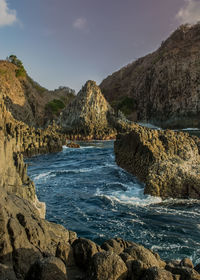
[96,192,162,207]
[34,171,56,180]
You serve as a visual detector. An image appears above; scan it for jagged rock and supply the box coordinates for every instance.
[66,142,80,148]
[180,258,194,269]
[115,124,200,198]
[100,23,200,129]
[60,80,132,140]
[88,251,128,280]
[72,238,101,270]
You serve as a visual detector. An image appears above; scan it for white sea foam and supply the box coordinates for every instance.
[182,128,200,131]
[34,171,55,180]
[97,192,162,207]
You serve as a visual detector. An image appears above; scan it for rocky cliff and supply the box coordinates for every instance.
[1,63,200,279]
[100,23,200,128]
[0,60,75,127]
[115,124,200,199]
[60,80,133,140]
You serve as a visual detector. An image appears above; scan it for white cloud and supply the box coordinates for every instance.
[73,17,88,31]
[176,0,200,24]
[0,0,17,27]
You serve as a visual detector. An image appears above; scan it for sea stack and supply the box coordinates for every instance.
[60,80,131,140]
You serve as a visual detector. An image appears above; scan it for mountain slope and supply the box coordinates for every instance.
[100,23,200,128]
[0,60,75,127]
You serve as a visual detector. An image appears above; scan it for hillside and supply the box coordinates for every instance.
[0,59,75,127]
[100,23,200,128]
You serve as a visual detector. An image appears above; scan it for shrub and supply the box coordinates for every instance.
[45,99,65,115]
[117,97,135,116]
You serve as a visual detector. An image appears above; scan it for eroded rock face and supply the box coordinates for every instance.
[60,80,132,140]
[100,23,200,128]
[115,124,200,199]
[0,60,75,127]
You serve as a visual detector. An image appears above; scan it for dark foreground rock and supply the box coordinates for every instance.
[114,124,200,199]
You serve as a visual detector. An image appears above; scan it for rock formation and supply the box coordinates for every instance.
[60,80,132,140]
[100,23,200,128]
[1,62,200,279]
[0,60,75,127]
[115,124,200,199]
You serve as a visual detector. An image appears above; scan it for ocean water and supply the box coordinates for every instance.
[26,141,200,265]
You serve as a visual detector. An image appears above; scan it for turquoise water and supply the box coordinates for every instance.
[26,141,200,264]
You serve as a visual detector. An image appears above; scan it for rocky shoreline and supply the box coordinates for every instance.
[115,124,200,199]
[1,91,200,279]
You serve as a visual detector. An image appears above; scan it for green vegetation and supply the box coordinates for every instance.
[116,97,135,116]
[45,99,65,115]
[7,55,26,78]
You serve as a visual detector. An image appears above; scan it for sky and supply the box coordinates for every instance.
[0,0,200,92]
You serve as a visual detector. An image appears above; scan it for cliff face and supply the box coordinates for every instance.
[100,23,200,128]
[0,60,75,127]
[114,124,200,199]
[60,80,132,140]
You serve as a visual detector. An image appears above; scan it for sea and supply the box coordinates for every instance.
[26,134,200,265]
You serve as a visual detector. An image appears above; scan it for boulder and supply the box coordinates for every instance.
[25,257,67,280]
[141,267,174,280]
[72,238,101,269]
[88,251,128,280]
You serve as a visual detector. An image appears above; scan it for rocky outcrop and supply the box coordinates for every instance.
[100,23,200,128]
[1,69,200,279]
[0,60,75,127]
[115,124,200,199]
[60,80,133,140]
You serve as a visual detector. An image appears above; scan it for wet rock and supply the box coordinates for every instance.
[66,142,80,148]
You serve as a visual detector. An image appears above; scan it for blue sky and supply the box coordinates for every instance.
[0,0,200,92]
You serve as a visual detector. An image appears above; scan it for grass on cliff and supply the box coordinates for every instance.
[45,99,65,115]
